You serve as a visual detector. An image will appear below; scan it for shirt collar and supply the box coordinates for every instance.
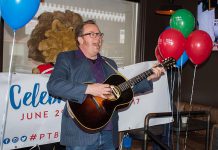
[75,49,102,62]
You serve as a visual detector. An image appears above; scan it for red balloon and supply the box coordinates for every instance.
[155,46,163,63]
[158,28,186,60]
[185,30,213,65]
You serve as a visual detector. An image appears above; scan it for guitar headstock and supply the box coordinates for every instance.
[160,57,176,69]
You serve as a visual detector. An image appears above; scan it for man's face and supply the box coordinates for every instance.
[78,24,103,57]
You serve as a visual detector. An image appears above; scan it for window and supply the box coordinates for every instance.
[3,0,138,73]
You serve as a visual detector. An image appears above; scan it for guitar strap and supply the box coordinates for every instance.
[102,57,128,80]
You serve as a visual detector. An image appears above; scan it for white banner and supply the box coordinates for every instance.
[0,61,171,149]
[0,73,65,150]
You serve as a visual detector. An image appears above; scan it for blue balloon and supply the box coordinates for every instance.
[1,0,40,31]
[0,0,2,17]
[176,51,189,67]
[165,26,171,30]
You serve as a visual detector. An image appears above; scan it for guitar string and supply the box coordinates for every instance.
[117,60,173,93]
[118,69,153,92]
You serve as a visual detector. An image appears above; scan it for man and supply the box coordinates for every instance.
[47,19,165,150]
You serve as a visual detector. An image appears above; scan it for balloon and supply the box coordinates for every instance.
[0,0,2,16]
[176,51,189,67]
[165,26,171,30]
[158,28,186,60]
[1,0,40,31]
[185,30,213,65]
[170,9,195,37]
[155,46,164,63]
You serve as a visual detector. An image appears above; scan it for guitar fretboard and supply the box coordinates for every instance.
[116,58,175,92]
[117,69,153,92]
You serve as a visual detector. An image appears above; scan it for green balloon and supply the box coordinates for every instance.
[170,9,195,37]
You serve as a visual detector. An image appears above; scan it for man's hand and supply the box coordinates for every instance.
[85,83,112,99]
[147,65,165,81]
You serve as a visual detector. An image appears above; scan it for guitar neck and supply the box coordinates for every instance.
[116,58,175,92]
[117,69,154,92]
[130,69,154,85]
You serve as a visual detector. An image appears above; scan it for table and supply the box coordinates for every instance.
[127,111,210,150]
[173,118,210,150]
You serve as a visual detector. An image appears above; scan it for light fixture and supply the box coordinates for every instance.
[155,0,182,15]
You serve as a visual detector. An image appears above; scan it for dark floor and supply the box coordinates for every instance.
[15,141,147,150]
[13,133,206,150]
[131,140,148,150]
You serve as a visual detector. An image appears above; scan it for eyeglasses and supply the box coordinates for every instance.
[81,32,104,38]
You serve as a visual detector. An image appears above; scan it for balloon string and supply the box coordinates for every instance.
[189,65,197,106]
[183,64,197,150]
[177,68,181,123]
[169,68,176,149]
[176,68,180,121]
[0,31,16,150]
[170,68,175,113]
[170,68,175,119]
[175,67,182,150]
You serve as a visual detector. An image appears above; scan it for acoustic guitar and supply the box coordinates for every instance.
[67,58,175,132]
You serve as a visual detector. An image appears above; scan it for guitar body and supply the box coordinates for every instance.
[67,74,133,132]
